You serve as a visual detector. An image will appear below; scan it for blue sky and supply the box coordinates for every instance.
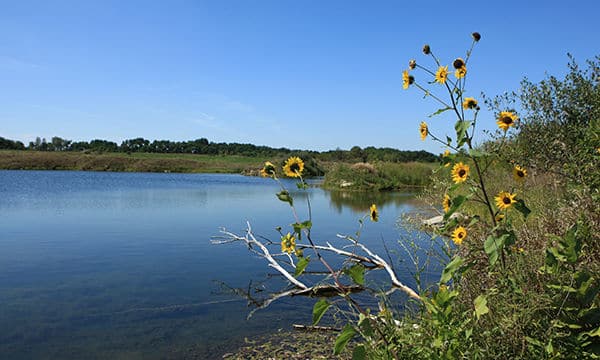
[1,0,598,154]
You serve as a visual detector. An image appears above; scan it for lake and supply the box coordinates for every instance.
[0,170,435,359]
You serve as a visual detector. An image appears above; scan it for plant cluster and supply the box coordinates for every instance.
[218,33,599,359]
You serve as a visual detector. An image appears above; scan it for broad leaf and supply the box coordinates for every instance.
[352,345,366,360]
[440,256,464,284]
[455,120,472,147]
[474,295,489,319]
[345,264,365,286]
[276,190,293,205]
[312,298,330,325]
[294,256,310,277]
[334,324,356,355]
[514,199,531,219]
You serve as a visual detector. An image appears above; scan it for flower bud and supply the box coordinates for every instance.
[422,44,431,55]
[453,58,465,69]
[409,59,416,70]
[472,32,481,41]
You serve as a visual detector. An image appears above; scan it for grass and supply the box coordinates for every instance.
[0,150,267,174]
[322,161,436,191]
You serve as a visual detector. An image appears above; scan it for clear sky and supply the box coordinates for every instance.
[1,0,598,154]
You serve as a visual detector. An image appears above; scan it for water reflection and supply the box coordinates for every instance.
[326,189,422,213]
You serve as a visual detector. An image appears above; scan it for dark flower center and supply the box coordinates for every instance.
[290,163,300,172]
[458,169,466,177]
[501,117,513,125]
[458,232,464,238]
[517,170,524,177]
[503,197,511,204]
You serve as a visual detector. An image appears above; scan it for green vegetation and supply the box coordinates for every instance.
[224,35,599,359]
[0,150,265,173]
[322,162,435,190]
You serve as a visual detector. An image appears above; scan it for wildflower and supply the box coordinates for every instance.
[260,161,276,177]
[472,32,481,41]
[513,165,527,182]
[443,150,451,157]
[422,44,431,55]
[419,121,428,141]
[443,194,451,213]
[495,191,517,210]
[281,233,296,254]
[409,59,416,70]
[496,111,518,131]
[455,66,467,79]
[451,226,467,245]
[402,70,414,89]
[283,157,304,177]
[370,204,379,222]
[451,162,470,183]
[435,65,449,84]
[495,214,505,222]
[462,97,478,110]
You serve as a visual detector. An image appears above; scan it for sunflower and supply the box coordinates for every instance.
[495,191,517,210]
[451,226,467,245]
[496,111,518,131]
[435,65,449,84]
[283,157,304,177]
[369,204,379,222]
[513,165,527,182]
[402,70,414,89]
[408,59,416,70]
[419,121,428,141]
[443,194,451,213]
[495,214,505,222]
[454,66,467,79]
[451,162,470,183]
[281,233,296,254]
[260,161,276,177]
[462,97,478,110]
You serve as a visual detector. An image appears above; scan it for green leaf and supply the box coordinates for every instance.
[484,234,509,266]
[440,256,464,284]
[276,190,293,205]
[560,224,582,263]
[474,295,489,320]
[443,195,467,220]
[345,264,365,286]
[514,199,531,218]
[312,298,330,325]
[296,181,309,190]
[334,324,356,355]
[455,120,472,147]
[428,106,452,118]
[352,345,366,360]
[446,136,453,146]
[294,256,310,277]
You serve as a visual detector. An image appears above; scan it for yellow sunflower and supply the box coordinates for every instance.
[451,226,467,245]
[462,97,478,110]
[443,194,451,213]
[283,157,304,177]
[402,70,414,89]
[496,111,518,131]
[259,161,276,177]
[451,162,470,183]
[419,121,428,141]
[435,65,449,84]
[454,66,467,79]
[513,165,527,182]
[369,204,379,222]
[495,191,517,210]
[495,213,505,222]
[281,233,296,254]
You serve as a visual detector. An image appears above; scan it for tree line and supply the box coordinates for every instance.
[0,136,439,163]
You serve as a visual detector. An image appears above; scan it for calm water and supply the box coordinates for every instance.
[0,170,434,359]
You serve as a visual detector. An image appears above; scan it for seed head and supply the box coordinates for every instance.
[472,32,481,41]
[422,44,431,55]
